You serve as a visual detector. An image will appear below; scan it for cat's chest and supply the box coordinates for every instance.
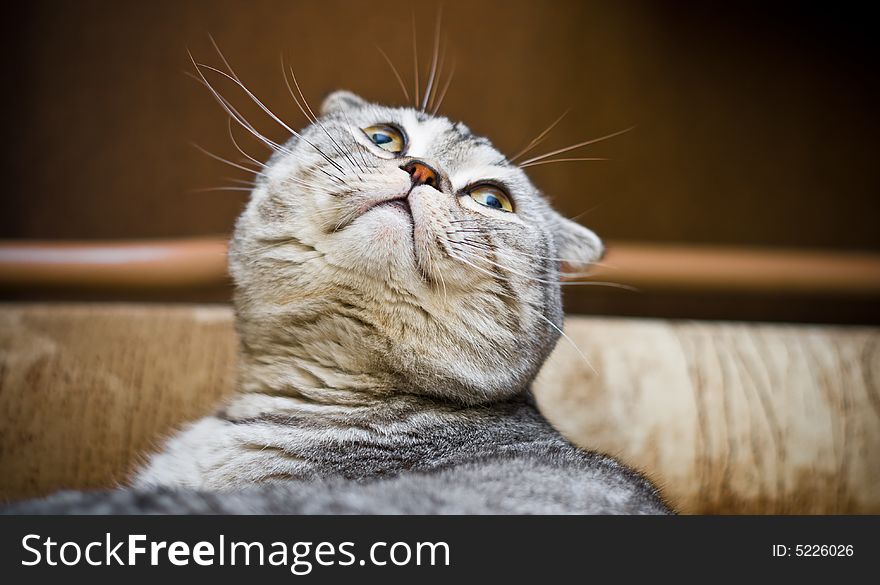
[287,408,562,479]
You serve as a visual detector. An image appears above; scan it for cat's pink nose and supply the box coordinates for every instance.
[401,160,439,189]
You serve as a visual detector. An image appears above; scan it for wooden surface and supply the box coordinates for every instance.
[0,304,237,497]
[0,239,229,289]
[1,303,878,513]
[534,319,880,514]
[3,238,880,297]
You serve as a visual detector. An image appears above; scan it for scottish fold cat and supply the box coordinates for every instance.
[7,66,669,514]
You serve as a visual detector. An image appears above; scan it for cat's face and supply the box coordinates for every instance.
[230,91,602,404]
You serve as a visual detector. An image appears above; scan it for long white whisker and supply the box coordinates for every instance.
[187,67,347,187]
[376,45,411,103]
[282,59,365,176]
[207,35,350,180]
[536,313,597,374]
[519,157,608,169]
[451,247,638,290]
[341,110,374,171]
[454,238,616,278]
[195,62,349,179]
[427,36,448,113]
[411,12,419,108]
[227,120,267,170]
[518,126,635,167]
[421,5,443,111]
[191,143,266,177]
[509,109,570,163]
[457,236,617,268]
[431,58,456,115]
[186,68,284,155]
[190,186,254,193]
[185,69,343,187]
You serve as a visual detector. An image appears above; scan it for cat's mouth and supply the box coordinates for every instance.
[374,196,412,219]
[362,194,415,229]
[366,194,427,271]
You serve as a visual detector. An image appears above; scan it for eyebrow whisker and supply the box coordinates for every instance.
[517,126,635,167]
[509,109,570,163]
[411,11,420,109]
[431,57,456,116]
[376,45,411,104]
[518,157,608,169]
[421,5,443,112]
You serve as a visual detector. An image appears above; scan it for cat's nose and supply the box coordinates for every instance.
[401,160,439,189]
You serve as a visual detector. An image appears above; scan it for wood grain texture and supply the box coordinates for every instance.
[535,318,880,514]
[0,304,237,500]
[1,304,878,513]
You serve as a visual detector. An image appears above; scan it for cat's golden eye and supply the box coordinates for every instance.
[468,185,514,212]
[363,124,405,154]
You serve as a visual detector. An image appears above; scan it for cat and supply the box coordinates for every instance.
[6,86,670,514]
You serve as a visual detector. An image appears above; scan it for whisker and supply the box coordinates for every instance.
[518,157,608,169]
[190,186,253,193]
[455,238,615,277]
[186,68,285,155]
[195,58,301,149]
[196,62,349,180]
[191,142,265,177]
[202,39,351,180]
[218,129,324,192]
[517,126,635,167]
[427,35,448,113]
[536,313,597,374]
[376,45,411,103]
[430,57,456,115]
[341,110,374,171]
[452,247,564,285]
[459,237,616,267]
[447,226,516,234]
[509,109,570,163]
[421,5,443,112]
[282,59,365,177]
[451,247,638,290]
[186,67,345,186]
[227,120,267,169]
[411,11,420,109]
[566,204,603,223]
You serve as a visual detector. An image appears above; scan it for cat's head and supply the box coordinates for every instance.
[230,91,602,404]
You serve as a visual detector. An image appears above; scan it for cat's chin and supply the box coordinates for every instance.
[344,201,421,272]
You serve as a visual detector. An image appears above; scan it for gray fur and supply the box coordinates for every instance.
[5,91,669,515]
[7,449,666,515]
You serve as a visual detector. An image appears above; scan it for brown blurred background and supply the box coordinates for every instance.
[1,0,879,322]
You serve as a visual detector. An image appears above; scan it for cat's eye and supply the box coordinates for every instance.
[363,124,406,154]
[468,185,514,212]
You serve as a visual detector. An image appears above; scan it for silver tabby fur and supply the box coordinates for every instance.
[7,91,669,514]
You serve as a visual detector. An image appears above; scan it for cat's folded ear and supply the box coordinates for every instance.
[551,213,605,273]
[320,90,367,116]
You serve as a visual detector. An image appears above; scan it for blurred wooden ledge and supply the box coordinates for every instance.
[0,238,229,289]
[1,238,879,297]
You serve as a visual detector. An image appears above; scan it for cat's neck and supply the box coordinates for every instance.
[228,348,537,424]
[236,346,397,406]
